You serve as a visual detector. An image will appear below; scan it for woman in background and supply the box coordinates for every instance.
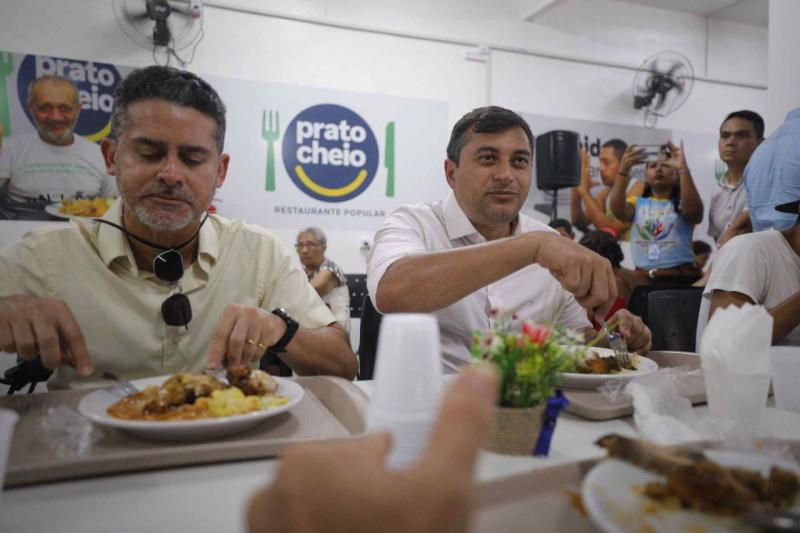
[295,227,351,333]
[609,141,704,285]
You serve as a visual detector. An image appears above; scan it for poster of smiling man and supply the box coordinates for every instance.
[0,52,123,220]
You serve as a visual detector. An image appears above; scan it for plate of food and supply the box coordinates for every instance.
[581,434,800,533]
[78,367,304,440]
[45,197,115,220]
[560,347,658,389]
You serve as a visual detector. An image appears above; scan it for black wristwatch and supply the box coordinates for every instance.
[268,308,299,354]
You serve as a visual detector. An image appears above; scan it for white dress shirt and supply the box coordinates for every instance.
[367,192,591,368]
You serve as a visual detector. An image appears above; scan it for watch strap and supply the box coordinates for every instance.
[268,308,299,354]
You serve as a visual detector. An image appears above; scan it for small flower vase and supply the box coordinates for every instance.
[486,404,546,456]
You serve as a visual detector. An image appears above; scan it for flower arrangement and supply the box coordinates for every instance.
[471,310,584,409]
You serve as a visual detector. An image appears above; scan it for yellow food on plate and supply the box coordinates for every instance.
[196,387,288,417]
[60,197,115,217]
[107,367,289,421]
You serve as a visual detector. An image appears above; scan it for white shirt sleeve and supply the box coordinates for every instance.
[703,233,766,304]
[366,206,428,311]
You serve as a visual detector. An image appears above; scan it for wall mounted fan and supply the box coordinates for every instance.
[632,51,694,127]
[112,0,204,65]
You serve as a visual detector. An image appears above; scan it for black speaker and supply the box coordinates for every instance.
[535,130,580,191]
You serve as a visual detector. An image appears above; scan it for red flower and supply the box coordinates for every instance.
[522,322,551,346]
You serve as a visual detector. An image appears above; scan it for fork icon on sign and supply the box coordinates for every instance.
[262,110,280,191]
[0,52,14,136]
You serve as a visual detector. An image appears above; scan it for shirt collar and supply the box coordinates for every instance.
[719,174,743,190]
[92,199,220,275]
[95,199,136,271]
[787,108,800,122]
[443,192,481,240]
[441,192,521,241]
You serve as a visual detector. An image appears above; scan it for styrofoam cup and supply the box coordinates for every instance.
[0,409,19,494]
[770,346,800,413]
[366,313,443,469]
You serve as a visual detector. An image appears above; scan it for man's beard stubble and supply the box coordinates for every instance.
[124,181,210,231]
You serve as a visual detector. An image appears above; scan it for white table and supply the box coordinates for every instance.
[0,377,642,533]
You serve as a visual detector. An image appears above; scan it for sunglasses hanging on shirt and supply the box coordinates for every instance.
[96,214,208,329]
[154,249,193,328]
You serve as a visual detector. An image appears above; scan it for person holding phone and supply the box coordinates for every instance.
[608,141,704,284]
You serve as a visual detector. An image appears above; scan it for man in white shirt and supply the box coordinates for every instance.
[0,75,116,211]
[367,106,651,368]
[709,110,763,244]
[704,198,800,346]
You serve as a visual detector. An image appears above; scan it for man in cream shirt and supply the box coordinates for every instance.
[0,66,356,388]
[368,106,651,369]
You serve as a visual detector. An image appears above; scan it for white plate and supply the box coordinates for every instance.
[44,201,110,221]
[78,375,304,441]
[581,450,800,533]
[560,348,658,389]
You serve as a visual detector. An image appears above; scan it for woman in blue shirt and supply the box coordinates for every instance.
[609,141,704,285]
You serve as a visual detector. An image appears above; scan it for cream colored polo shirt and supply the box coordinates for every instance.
[0,200,335,388]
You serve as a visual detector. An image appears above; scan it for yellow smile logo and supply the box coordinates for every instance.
[294,165,368,197]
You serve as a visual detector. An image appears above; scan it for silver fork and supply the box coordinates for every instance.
[597,318,630,368]
[100,371,140,396]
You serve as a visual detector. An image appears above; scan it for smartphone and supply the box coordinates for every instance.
[636,144,670,163]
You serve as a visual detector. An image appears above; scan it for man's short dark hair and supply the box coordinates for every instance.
[722,110,765,140]
[446,106,533,164]
[579,230,624,269]
[548,218,573,236]
[692,240,712,256]
[601,139,627,161]
[109,65,227,153]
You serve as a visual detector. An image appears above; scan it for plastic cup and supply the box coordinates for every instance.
[770,346,800,413]
[366,313,443,469]
[704,362,770,442]
[0,408,19,495]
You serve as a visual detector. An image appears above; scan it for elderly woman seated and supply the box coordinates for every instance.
[295,227,351,333]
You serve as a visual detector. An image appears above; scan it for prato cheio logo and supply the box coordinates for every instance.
[17,55,122,142]
[282,104,379,202]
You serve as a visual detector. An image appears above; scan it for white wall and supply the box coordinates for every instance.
[0,0,768,272]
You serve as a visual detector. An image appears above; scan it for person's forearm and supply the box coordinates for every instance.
[678,168,703,224]
[375,232,545,313]
[608,174,633,221]
[578,188,627,233]
[282,325,357,379]
[769,292,800,344]
[570,189,589,231]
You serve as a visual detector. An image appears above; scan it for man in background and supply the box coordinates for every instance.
[705,197,800,346]
[571,138,644,240]
[0,75,115,209]
[709,110,763,244]
[744,108,800,234]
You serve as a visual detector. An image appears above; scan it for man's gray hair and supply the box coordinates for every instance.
[298,227,327,247]
[26,75,79,107]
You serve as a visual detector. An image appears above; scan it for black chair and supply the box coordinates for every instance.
[646,288,704,352]
[357,294,383,381]
[628,283,693,326]
[345,274,368,318]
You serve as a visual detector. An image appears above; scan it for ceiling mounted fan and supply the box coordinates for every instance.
[112,0,205,66]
